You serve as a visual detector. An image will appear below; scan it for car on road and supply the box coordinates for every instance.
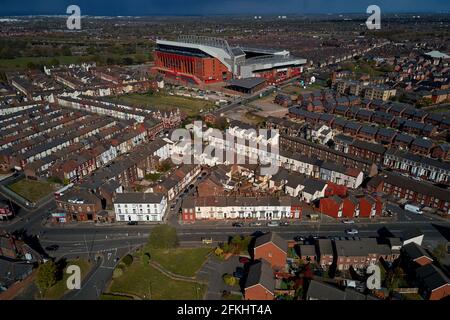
[233,267,245,279]
[201,237,213,244]
[267,221,280,227]
[239,257,250,264]
[127,221,138,225]
[404,204,423,215]
[345,229,359,235]
[342,219,355,224]
[279,221,290,226]
[294,236,305,242]
[45,245,59,251]
[232,222,244,227]
[249,221,262,227]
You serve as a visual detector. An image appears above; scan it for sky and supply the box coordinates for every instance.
[0,0,450,16]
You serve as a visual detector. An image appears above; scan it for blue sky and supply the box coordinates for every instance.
[1,0,450,16]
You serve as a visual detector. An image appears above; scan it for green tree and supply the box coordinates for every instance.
[36,260,58,294]
[148,225,179,249]
[432,243,447,263]
[122,254,133,267]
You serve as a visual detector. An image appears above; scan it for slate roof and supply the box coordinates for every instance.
[254,232,288,253]
[114,192,165,204]
[245,259,275,294]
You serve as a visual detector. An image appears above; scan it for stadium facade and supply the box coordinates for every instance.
[153,35,307,85]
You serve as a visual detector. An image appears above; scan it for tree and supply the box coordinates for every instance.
[36,260,58,293]
[122,254,133,267]
[223,274,238,286]
[432,243,447,263]
[148,225,179,249]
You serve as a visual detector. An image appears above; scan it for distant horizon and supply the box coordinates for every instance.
[1,11,450,18]
[1,0,450,17]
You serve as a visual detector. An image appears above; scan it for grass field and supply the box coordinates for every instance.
[8,179,55,202]
[108,263,206,300]
[146,247,211,277]
[108,93,215,117]
[42,259,92,300]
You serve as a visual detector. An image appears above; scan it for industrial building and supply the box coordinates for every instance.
[153,35,307,86]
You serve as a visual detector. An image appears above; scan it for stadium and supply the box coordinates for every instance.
[153,35,307,86]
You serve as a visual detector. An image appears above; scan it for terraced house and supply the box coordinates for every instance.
[181,195,302,222]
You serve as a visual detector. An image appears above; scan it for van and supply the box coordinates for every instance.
[201,237,213,245]
[404,204,423,215]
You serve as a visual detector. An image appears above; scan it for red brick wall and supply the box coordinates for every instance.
[342,198,356,218]
[319,198,341,218]
[415,256,433,266]
[245,285,274,300]
[254,243,287,269]
[429,284,450,300]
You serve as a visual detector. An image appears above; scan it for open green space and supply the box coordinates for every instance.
[41,259,91,300]
[8,179,55,203]
[145,247,211,277]
[107,92,215,117]
[108,262,206,300]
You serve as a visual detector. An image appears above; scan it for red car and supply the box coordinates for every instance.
[239,257,250,264]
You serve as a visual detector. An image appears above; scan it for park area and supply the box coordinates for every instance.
[108,92,216,117]
[36,258,92,300]
[104,225,211,300]
[8,179,55,203]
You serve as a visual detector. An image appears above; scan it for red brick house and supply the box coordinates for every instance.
[319,195,343,218]
[358,195,382,218]
[253,232,287,270]
[402,242,433,267]
[416,264,450,300]
[342,196,359,218]
[244,259,275,300]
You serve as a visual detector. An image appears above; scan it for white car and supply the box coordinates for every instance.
[267,221,280,227]
[342,219,355,224]
[345,229,359,235]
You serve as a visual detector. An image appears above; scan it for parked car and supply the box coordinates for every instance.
[267,221,280,227]
[249,221,262,227]
[232,222,244,227]
[294,236,305,242]
[239,257,250,264]
[345,229,359,235]
[404,204,423,215]
[127,221,138,225]
[45,245,59,251]
[342,219,355,224]
[279,221,290,226]
[233,267,245,279]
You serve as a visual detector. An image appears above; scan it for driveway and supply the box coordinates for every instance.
[196,255,242,300]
